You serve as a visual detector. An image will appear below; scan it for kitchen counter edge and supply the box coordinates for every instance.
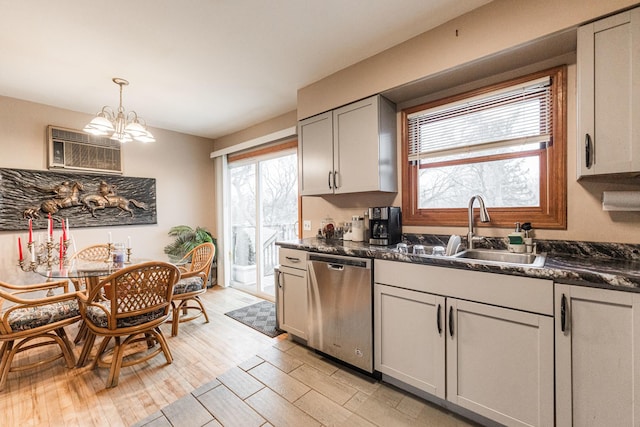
[276,238,640,293]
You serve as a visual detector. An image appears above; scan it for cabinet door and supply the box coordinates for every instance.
[333,96,381,194]
[555,284,640,426]
[298,112,334,195]
[446,299,554,427]
[277,266,307,339]
[577,7,640,177]
[374,284,446,398]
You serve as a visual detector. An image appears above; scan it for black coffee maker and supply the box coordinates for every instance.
[368,206,402,246]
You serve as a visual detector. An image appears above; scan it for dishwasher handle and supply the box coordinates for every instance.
[308,254,371,269]
[327,263,345,271]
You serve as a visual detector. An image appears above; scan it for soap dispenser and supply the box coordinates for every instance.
[507,222,525,253]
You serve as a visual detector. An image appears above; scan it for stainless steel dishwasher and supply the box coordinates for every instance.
[307,253,373,373]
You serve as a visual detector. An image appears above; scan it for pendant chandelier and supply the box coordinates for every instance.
[83,78,156,143]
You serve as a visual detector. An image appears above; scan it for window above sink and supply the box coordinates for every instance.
[401,66,567,230]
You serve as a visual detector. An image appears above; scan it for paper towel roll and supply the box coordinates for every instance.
[602,191,640,211]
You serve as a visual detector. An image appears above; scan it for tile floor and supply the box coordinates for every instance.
[132,338,476,427]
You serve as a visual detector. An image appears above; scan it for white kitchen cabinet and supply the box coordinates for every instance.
[374,260,554,427]
[447,298,554,427]
[555,284,640,426]
[297,111,333,195]
[276,249,308,339]
[374,284,446,398]
[577,7,640,178]
[298,95,397,195]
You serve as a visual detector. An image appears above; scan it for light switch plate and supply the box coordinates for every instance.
[303,220,311,231]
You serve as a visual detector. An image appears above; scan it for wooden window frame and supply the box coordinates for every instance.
[401,66,567,229]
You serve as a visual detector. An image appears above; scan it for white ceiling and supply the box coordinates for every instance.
[0,0,491,140]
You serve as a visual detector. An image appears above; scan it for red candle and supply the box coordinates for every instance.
[18,237,23,261]
[47,214,53,239]
[28,219,33,244]
[59,236,64,260]
[61,217,67,241]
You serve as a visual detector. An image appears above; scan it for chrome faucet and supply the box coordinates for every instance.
[467,195,490,249]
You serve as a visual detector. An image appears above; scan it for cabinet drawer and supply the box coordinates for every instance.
[375,260,553,315]
[278,248,307,269]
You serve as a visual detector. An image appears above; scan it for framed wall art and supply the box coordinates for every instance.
[0,168,157,231]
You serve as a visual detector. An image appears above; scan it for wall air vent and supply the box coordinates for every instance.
[47,125,123,174]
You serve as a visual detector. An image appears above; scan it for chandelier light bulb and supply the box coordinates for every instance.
[84,78,155,143]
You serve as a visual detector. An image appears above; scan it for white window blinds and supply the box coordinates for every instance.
[407,76,552,162]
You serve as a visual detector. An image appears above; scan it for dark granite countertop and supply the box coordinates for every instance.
[276,237,640,293]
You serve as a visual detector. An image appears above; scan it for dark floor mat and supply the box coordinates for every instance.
[224,300,282,338]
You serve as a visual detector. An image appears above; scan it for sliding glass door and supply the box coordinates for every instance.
[227,144,298,299]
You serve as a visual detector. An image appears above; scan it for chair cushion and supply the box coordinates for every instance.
[173,277,204,295]
[85,301,165,329]
[8,300,79,332]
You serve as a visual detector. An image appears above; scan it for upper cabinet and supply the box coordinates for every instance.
[577,7,640,178]
[298,95,397,195]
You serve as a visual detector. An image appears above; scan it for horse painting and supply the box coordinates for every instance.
[82,194,148,218]
[40,182,84,215]
[22,181,84,221]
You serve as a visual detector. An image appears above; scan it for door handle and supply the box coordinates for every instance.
[448,306,454,337]
[277,270,283,289]
[333,170,338,189]
[328,171,332,189]
[560,294,568,332]
[585,134,593,169]
[436,304,442,335]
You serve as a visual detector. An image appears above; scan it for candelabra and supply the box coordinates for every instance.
[105,243,114,263]
[19,239,70,272]
[125,247,133,264]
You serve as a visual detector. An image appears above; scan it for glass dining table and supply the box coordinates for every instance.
[19,257,184,343]
[2,256,186,288]
[36,259,135,288]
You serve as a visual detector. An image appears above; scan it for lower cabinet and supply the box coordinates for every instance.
[276,249,308,340]
[374,260,554,427]
[374,285,446,397]
[446,298,554,427]
[555,283,640,426]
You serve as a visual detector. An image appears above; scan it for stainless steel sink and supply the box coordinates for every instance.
[452,249,546,267]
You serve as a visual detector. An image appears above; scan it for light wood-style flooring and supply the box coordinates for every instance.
[1,286,475,427]
[0,286,277,426]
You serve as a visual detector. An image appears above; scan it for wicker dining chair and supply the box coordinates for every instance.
[72,244,111,262]
[0,279,80,390]
[69,244,111,344]
[69,244,111,292]
[169,242,215,336]
[76,261,180,388]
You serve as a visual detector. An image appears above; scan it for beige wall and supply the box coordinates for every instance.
[213,110,297,151]
[206,0,640,246]
[293,0,640,244]
[297,0,638,119]
[0,96,216,271]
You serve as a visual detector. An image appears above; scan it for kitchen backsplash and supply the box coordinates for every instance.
[403,233,640,261]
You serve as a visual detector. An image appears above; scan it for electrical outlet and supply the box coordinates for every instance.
[303,220,311,231]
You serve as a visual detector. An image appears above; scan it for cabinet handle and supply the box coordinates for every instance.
[285,256,301,263]
[561,294,567,332]
[277,270,283,289]
[585,134,593,169]
[328,171,332,189]
[437,304,442,335]
[448,306,454,337]
[333,171,338,189]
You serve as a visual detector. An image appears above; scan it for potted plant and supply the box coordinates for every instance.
[164,225,217,285]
